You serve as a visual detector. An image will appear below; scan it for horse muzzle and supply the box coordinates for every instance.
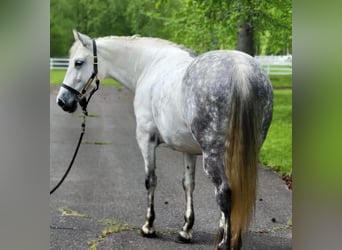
[57,94,78,113]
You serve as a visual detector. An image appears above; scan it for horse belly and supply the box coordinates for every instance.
[159,124,201,154]
[152,91,201,154]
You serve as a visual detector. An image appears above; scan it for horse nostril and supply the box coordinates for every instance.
[57,98,65,107]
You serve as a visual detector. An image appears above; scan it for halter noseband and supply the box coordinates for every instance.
[61,39,100,114]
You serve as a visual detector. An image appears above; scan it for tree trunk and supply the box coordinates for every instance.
[237,21,254,56]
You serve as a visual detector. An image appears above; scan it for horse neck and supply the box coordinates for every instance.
[97,37,192,92]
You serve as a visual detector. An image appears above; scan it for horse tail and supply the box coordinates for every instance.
[226,65,259,248]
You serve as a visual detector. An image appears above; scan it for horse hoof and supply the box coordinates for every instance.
[216,239,229,250]
[140,224,157,238]
[140,229,157,238]
[175,231,192,243]
[216,244,227,250]
[215,227,224,245]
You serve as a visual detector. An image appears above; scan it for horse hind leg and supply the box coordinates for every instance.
[202,151,234,250]
[176,152,196,243]
[216,213,242,250]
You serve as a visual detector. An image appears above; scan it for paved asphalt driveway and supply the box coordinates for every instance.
[50,86,292,250]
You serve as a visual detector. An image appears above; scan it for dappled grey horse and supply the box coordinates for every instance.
[56,30,273,250]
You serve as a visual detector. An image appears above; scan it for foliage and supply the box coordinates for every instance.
[159,0,292,54]
[50,0,130,56]
[50,0,291,56]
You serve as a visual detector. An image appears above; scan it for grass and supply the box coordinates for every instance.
[88,219,134,250]
[58,207,87,217]
[259,89,292,175]
[82,140,112,145]
[51,70,292,175]
[269,74,292,89]
[74,113,99,118]
[258,74,292,175]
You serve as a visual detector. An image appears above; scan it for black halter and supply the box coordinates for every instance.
[61,39,100,115]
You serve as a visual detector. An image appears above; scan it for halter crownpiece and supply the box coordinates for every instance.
[61,39,100,114]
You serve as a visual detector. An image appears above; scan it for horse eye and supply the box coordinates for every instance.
[74,60,84,67]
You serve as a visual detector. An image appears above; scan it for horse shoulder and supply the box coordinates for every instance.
[134,80,158,135]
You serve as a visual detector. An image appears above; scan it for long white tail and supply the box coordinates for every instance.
[226,65,259,248]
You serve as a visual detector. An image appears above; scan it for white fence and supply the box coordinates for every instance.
[50,58,69,70]
[255,55,292,75]
[50,55,292,75]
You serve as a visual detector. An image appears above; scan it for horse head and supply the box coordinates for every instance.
[56,30,99,113]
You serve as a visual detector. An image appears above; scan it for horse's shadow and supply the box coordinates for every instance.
[141,230,291,250]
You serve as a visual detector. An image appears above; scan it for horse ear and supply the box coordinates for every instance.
[72,29,92,48]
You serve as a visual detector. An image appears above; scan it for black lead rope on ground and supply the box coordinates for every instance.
[50,113,86,195]
[50,80,100,195]
[51,39,99,195]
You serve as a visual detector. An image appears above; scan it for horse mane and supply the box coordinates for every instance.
[69,34,198,59]
[98,35,198,57]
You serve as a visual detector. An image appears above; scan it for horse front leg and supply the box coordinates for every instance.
[177,152,196,243]
[136,128,158,237]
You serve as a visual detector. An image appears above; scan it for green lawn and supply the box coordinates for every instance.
[259,89,292,175]
[259,75,292,175]
[269,74,292,89]
[51,70,292,175]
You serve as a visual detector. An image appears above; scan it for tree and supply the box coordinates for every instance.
[50,0,78,56]
[50,0,130,56]
[50,0,292,56]
[159,0,292,55]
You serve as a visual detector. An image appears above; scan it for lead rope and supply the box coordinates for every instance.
[50,39,99,195]
[50,78,100,195]
[50,111,86,195]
